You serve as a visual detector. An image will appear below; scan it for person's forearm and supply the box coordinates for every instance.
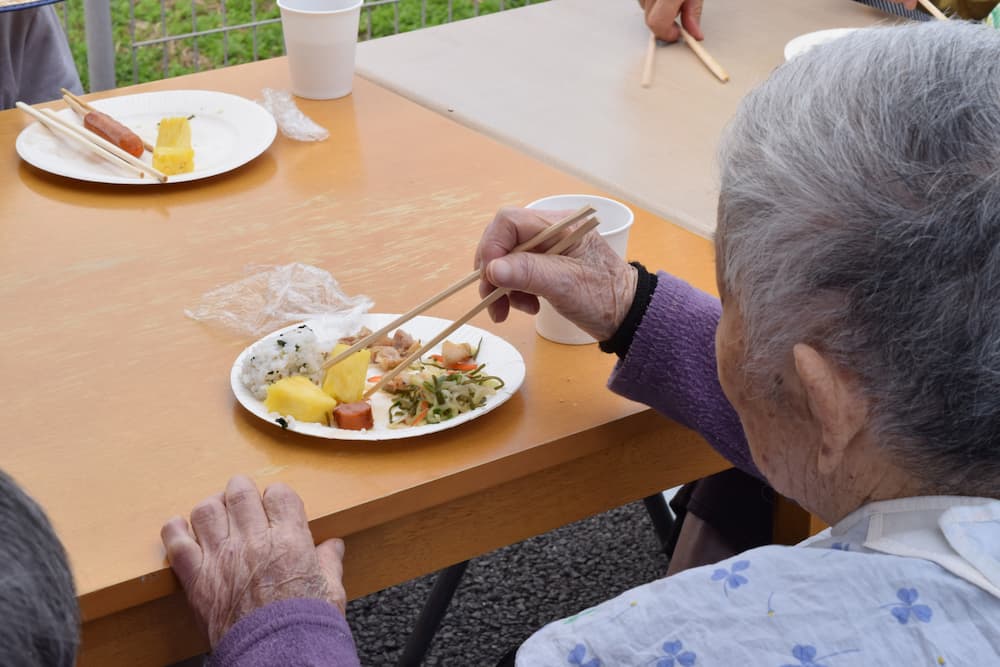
[207,598,361,667]
[607,272,758,476]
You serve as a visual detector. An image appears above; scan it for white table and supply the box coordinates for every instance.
[357,0,894,237]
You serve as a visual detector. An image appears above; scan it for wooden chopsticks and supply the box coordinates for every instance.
[16,97,168,183]
[641,24,729,88]
[679,25,729,83]
[322,205,597,371]
[917,0,949,21]
[61,88,156,153]
[641,33,657,88]
[362,213,601,399]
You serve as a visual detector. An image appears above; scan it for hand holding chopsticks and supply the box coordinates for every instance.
[348,209,601,399]
[322,205,597,371]
[641,23,729,88]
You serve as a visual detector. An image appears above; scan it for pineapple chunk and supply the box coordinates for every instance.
[264,376,337,425]
[152,117,194,175]
[323,344,372,403]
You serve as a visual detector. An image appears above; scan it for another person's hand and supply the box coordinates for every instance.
[476,207,638,342]
[640,0,704,43]
[161,475,346,648]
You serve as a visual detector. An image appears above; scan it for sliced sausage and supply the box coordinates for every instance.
[333,401,374,430]
[84,110,144,157]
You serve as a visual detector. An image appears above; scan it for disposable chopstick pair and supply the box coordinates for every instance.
[917,0,949,21]
[61,87,156,153]
[16,101,168,183]
[322,205,597,371]
[641,25,730,87]
[362,213,601,399]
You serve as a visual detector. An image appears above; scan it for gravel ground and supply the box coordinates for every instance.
[347,500,669,666]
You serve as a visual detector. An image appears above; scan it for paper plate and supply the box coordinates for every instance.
[784,28,859,61]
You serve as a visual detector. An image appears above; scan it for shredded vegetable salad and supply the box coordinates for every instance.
[387,358,504,428]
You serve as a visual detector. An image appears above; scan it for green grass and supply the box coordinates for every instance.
[63,0,543,90]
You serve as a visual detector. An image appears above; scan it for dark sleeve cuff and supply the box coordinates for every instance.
[599,261,658,359]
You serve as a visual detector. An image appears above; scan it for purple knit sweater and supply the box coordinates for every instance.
[209,272,752,665]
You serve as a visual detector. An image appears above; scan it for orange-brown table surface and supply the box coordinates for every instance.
[0,58,728,666]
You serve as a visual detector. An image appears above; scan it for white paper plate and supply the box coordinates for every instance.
[15,90,277,184]
[231,314,526,441]
[784,28,859,61]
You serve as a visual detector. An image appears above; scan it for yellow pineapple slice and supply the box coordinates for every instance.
[152,117,194,175]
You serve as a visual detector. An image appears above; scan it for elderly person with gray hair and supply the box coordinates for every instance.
[475,19,1000,666]
[160,20,1000,667]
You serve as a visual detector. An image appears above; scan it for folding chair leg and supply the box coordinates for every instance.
[397,560,470,667]
[642,492,676,556]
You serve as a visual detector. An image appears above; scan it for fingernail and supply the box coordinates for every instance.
[490,258,512,285]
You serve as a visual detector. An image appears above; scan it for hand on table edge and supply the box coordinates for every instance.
[160,475,347,648]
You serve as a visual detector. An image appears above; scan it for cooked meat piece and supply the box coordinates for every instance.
[392,329,417,353]
[371,345,403,371]
[382,375,410,394]
[333,401,373,430]
[441,340,473,367]
[338,326,372,346]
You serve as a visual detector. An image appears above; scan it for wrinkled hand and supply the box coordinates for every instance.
[161,476,346,648]
[476,207,638,343]
[639,0,704,43]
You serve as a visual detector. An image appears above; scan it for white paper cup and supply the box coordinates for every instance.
[526,195,634,345]
[278,0,362,100]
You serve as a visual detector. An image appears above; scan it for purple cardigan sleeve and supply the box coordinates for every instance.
[607,272,759,477]
[207,598,361,667]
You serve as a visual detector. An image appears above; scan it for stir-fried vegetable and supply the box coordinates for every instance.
[388,362,504,427]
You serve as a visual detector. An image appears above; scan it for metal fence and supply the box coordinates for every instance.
[73,0,539,92]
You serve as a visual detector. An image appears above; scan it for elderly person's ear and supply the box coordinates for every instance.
[792,343,868,476]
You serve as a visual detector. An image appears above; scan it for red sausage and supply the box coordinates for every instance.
[333,401,374,431]
[84,110,144,158]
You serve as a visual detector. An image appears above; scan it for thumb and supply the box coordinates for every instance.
[486,252,566,301]
[161,516,203,589]
[316,538,347,614]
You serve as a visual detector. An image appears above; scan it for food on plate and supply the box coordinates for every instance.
[322,344,371,403]
[386,359,504,428]
[83,110,144,158]
[152,116,194,175]
[240,322,504,432]
[332,401,374,430]
[264,376,337,425]
[369,330,420,371]
[240,325,327,400]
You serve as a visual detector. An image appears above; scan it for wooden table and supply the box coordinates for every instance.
[356,0,894,238]
[0,59,731,665]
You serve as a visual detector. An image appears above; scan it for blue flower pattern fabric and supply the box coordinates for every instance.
[710,559,750,598]
[514,499,1000,667]
[566,643,599,667]
[780,644,860,667]
[656,640,696,667]
[883,588,933,625]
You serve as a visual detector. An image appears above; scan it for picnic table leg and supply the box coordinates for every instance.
[397,559,470,667]
[642,492,676,556]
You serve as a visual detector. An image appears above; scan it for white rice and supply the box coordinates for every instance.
[240,324,327,400]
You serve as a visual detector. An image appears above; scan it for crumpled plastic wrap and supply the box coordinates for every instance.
[185,263,371,340]
[258,88,330,142]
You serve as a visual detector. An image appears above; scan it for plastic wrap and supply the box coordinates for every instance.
[185,263,371,340]
[258,88,330,142]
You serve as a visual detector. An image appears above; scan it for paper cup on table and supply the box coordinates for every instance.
[526,195,634,345]
[277,0,362,100]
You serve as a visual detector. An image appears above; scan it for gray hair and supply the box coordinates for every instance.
[0,469,79,666]
[716,21,1000,495]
